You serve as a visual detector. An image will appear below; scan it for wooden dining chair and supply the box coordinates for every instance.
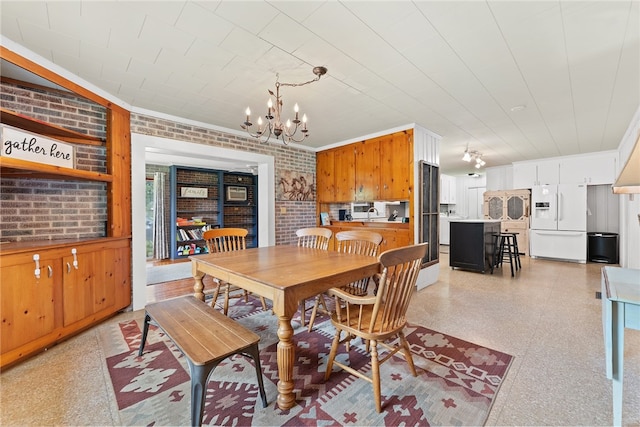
[324,242,428,413]
[295,227,332,326]
[203,228,267,315]
[307,229,383,332]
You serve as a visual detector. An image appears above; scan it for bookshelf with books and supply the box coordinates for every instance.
[170,166,222,259]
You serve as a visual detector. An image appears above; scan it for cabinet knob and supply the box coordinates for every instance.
[67,262,71,274]
[47,265,53,278]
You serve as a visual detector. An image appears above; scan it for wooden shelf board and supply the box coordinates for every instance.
[0,157,113,182]
[1,107,104,146]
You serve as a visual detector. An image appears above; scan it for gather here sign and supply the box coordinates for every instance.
[1,124,75,168]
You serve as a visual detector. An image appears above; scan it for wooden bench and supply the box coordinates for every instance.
[138,296,267,426]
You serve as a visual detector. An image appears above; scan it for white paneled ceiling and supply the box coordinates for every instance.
[1,1,638,174]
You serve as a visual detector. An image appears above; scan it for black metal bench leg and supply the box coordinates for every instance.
[188,362,218,427]
[243,345,268,408]
[138,313,151,356]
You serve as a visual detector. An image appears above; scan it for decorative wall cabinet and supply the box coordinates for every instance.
[483,189,531,256]
[0,47,132,369]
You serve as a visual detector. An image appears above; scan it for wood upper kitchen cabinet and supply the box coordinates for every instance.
[316,129,413,203]
[355,138,381,201]
[379,130,412,200]
[316,149,335,202]
[334,144,356,202]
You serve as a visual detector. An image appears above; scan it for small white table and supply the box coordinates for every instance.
[601,266,640,426]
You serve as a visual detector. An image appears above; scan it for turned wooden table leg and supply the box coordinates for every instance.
[192,262,206,302]
[276,315,295,410]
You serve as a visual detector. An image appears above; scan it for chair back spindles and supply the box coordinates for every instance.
[296,227,332,250]
[204,228,247,254]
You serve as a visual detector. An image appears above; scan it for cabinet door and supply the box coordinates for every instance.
[484,193,504,220]
[63,247,115,326]
[316,149,335,202]
[334,145,356,201]
[1,257,59,353]
[379,132,411,200]
[448,175,457,204]
[355,139,380,201]
[512,163,537,189]
[537,160,559,185]
[440,175,450,204]
[560,153,617,185]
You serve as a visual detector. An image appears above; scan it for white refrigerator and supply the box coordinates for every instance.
[529,184,587,262]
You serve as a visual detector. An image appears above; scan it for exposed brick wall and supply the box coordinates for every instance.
[132,113,316,246]
[0,179,107,241]
[1,79,106,139]
[0,81,108,242]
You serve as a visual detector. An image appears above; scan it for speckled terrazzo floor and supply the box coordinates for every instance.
[1,251,639,426]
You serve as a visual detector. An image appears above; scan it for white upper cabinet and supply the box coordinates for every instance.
[536,160,560,185]
[513,152,620,188]
[559,151,618,185]
[440,174,457,204]
[485,165,513,191]
[512,161,559,188]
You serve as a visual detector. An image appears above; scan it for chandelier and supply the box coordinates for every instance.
[241,66,327,144]
[462,149,486,168]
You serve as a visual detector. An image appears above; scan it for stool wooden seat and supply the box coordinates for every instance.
[493,233,521,277]
[138,296,267,426]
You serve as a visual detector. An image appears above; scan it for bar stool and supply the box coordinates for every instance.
[494,233,520,277]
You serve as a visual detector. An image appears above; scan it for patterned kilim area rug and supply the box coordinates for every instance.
[99,297,513,426]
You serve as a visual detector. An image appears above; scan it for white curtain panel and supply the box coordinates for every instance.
[153,172,170,259]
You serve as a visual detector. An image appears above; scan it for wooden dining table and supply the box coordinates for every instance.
[189,245,380,410]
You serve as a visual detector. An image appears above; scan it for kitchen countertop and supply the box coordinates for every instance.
[329,220,409,228]
[448,219,502,223]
